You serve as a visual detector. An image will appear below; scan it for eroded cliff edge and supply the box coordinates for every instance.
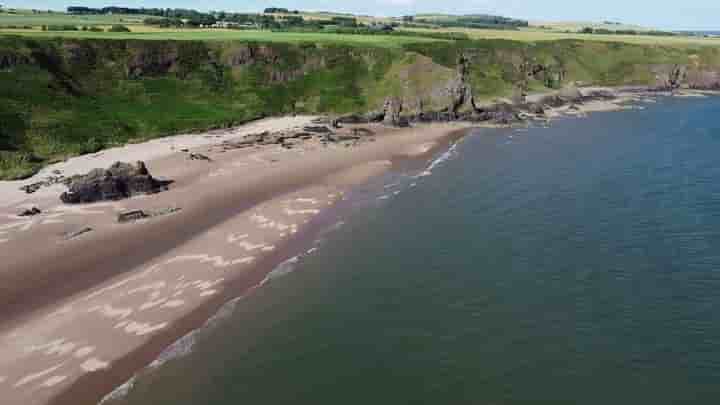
[2,36,720,178]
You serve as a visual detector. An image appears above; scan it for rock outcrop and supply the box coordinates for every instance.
[60,161,171,204]
[446,54,476,117]
[382,97,408,127]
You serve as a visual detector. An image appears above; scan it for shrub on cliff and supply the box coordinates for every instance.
[108,25,131,33]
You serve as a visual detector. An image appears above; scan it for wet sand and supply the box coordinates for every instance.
[0,119,473,405]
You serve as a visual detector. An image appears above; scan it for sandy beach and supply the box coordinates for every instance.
[0,116,473,405]
[0,86,691,405]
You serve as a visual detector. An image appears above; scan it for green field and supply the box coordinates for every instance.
[0,29,443,47]
[2,9,720,180]
[4,9,720,48]
[0,10,148,27]
[401,27,720,47]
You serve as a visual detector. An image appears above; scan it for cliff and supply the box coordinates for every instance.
[1,36,720,179]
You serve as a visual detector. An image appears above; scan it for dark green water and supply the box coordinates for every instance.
[117,96,720,405]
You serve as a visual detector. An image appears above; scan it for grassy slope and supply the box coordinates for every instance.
[1,34,719,179]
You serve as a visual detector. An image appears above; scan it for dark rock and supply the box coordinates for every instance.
[20,182,44,194]
[365,111,385,122]
[383,97,405,127]
[188,153,212,161]
[64,227,93,240]
[302,125,332,134]
[19,207,42,217]
[60,161,171,204]
[335,114,368,125]
[527,103,545,115]
[117,209,148,223]
[558,85,583,102]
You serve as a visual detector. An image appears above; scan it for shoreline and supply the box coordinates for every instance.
[0,118,473,405]
[0,87,715,405]
[55,130,467,405]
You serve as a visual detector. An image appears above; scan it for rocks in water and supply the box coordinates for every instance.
[19,207,42,217]
[60,161,171,204]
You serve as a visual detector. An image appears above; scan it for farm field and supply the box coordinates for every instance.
[400,27,720,46]
[0,10,148,27]
[0,28,443,47]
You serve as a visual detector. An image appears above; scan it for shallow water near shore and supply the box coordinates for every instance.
[110,95,720,405]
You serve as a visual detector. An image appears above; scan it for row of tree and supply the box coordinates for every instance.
[580,27,676,36]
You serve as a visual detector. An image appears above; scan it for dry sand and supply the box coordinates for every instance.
[0,118,472,405]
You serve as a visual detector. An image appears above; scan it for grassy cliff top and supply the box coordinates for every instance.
[0,29,444,47]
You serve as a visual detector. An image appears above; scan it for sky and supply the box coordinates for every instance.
[3,0,719,30]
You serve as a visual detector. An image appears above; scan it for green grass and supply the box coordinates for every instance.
[0,10,149,27]
[1,34,720,179]
[401,27,720,47]
[0,29,443,48]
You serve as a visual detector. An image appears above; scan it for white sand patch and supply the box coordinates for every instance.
[81,268,155,301]
[114,321,129,329]
[74,346,95,358]
[51,205,107,215]
[236,241,268,252]
[41,375,67,387]
[46,305,75,319]
[195,279,224,291]
[283,208,321,215]
[80,358,109,372]
[250,214,270,224]
[0,219,34,232]
[166,254,254,268]
[88,304,133,320]
[227,233,249,243]
[26,338,76,356]
[208,168,230,178]
[140,299,168,311]
[127,281,167,296]
[0,376,6,384]
[123,321,168,336]
[0,238,8,244]
[261,245,276,252]
[200,290,217,297]
[295,198,318,204]
[161,300,184,309]
[14,364,63,387]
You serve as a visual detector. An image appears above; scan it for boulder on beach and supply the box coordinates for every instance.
[60,161,172,204]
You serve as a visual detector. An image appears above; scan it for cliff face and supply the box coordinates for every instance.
[1,36,720,178]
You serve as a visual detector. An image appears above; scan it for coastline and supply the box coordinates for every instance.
[0,118,473,405]
[0,86,715,405]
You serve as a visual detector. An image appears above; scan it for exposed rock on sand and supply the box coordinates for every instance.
[60,161,171,204]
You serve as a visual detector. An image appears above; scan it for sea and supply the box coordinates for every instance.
[110,95,720,405]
